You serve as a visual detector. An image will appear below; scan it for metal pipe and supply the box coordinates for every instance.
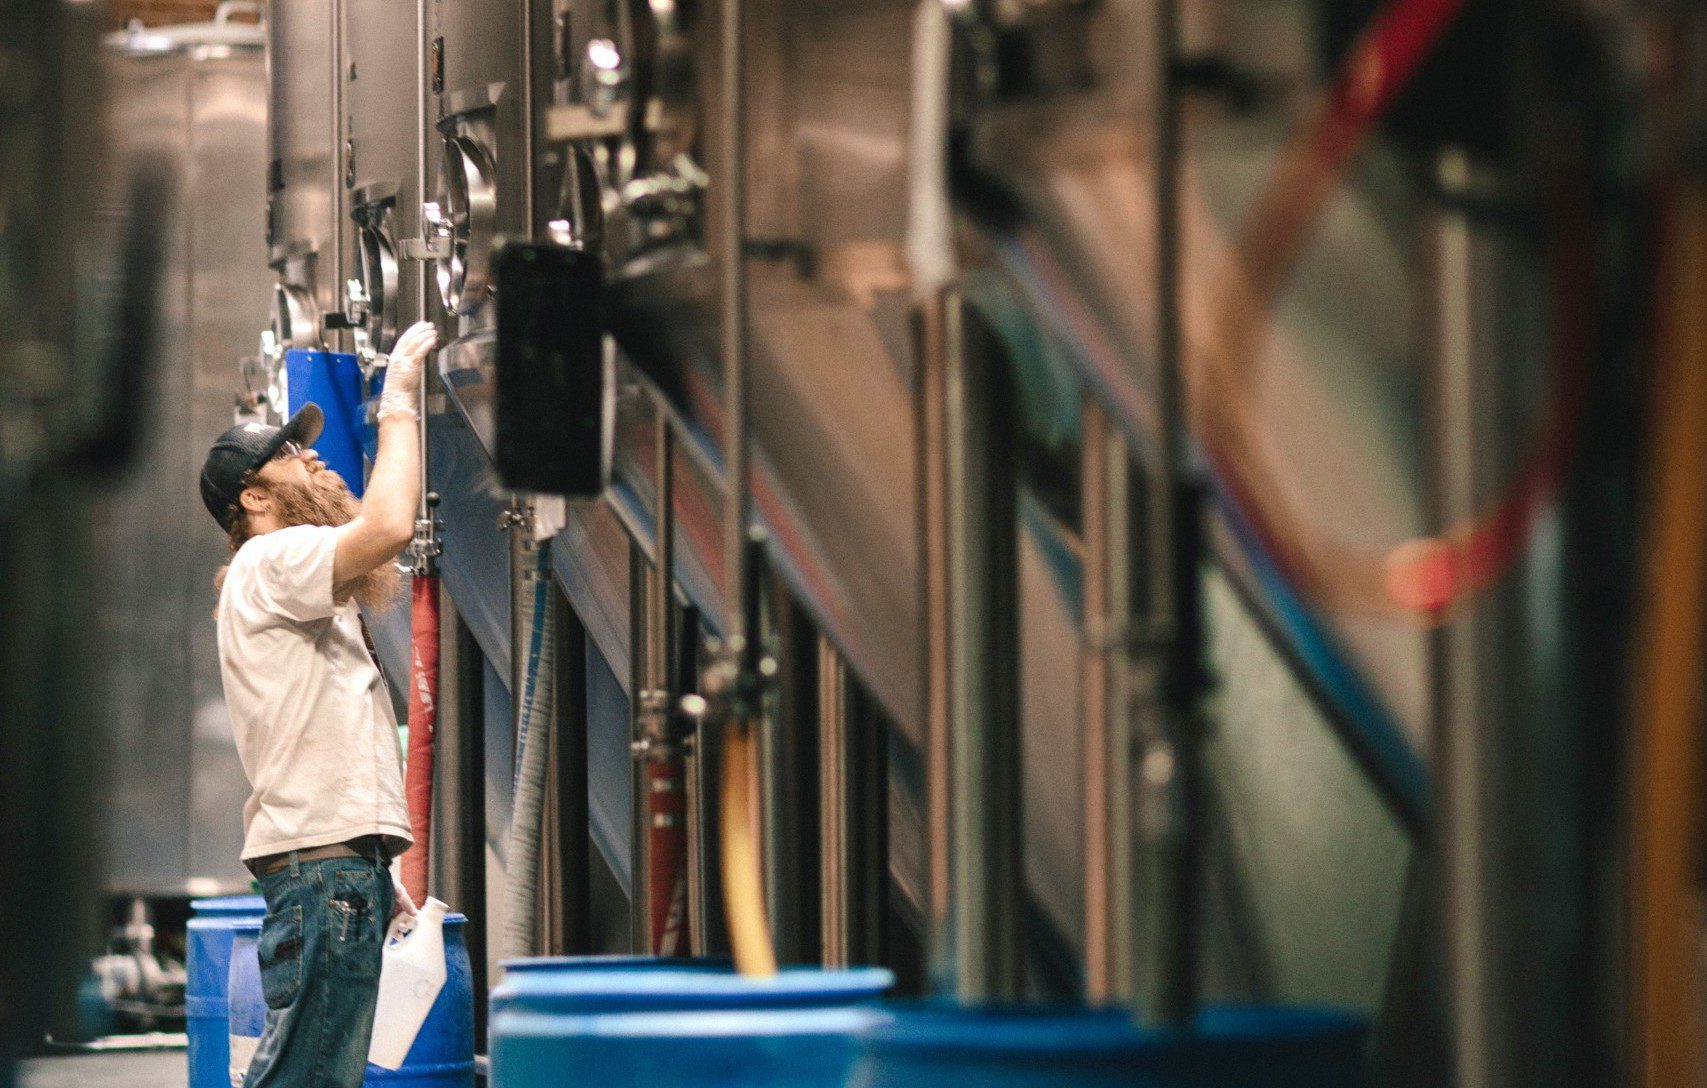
[709,0,777,978]
[945,290,1024,1001]
[819,638,851,969]
[917,290,953,987]
[329,0,345,354]
[1080,398,1133,1003]
[719,0,749,630]
[1129,0,1205,1027]
[1429,149,1497,1088]
[628,538,653,950]
[415,0,431,517]
[908,0,956,991]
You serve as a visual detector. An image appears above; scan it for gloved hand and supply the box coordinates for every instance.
[376,320,439,421]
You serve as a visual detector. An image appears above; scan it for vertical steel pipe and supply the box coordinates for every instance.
[945,294,1024,1002]
[628,538,654,950]
[718,0,749,619]
[918,290,954,984]
[711,0,778,978]
[1429,149,1498,1088]
[819,639,853,969]
[909,0,958,992]
[1080,398,1134,1003]
[1129,0,1205,1028]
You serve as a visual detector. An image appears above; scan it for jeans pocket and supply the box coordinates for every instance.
[327,866,384,982]
[257,903,304,1009]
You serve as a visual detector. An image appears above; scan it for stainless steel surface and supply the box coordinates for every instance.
[716,0,749,653]
[818,639,852,968]
[1132,0,1202,1024]
[964,87,1434,810]
[427,0,541,359]
[918,289,953,981]
[3,0,116,1056]
[337,0,421,356]
[267,0,344,343]
[94,29,268,896]
[341,0,424,357]
[627,536,655,949]
[1079,398,1132,1002]
[818,638,886,970]
[434,134,498,314]
[944,288,1024,1000]
[1426,148,1599,1088]
[1432,150,1495,1088]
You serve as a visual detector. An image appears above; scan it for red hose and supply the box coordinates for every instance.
[1191,0,1591,620]
[399,573,440,905]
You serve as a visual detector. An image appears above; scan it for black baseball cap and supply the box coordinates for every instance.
[199,405,325,531]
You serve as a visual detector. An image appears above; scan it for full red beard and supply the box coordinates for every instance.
[263,466,403,612]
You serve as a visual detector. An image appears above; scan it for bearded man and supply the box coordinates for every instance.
[198,320,437,1088]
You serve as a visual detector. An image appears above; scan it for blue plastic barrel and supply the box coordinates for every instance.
[492,957,730,1003]
[187,896,266,1088]
[227,921,265,1087]
[849,1004,1368,1088]
[488,962,892,1088]
[284,348,368,496]
[226,914,476,1088]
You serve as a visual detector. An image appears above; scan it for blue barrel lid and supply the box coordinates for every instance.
[862,1003,1366,1058]
[491,965,893,1014]
[190,895,266,915]
[500,955,732,973]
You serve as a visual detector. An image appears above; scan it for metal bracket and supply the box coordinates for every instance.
[405,492,443,575]
[401,201,455,261]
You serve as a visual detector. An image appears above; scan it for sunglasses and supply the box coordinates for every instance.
[269,440,304,463]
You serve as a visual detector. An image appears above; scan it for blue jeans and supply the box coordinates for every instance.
[243,849,395,1088]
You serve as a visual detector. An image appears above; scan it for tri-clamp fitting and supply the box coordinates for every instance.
[405,492,443,576]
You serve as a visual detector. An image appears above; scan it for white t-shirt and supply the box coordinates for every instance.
[215,524,413,861]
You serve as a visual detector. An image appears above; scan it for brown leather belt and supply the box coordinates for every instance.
[246,835,386,878]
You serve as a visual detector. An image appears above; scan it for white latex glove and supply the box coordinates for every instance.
[376,320,439,421]
[391,874,419,923]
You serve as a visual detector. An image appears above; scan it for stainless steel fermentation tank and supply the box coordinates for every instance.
[95,5,271,897]
[547,0,1413,997]
[267,0,345,357]
[425,0,567,445]
[341,0,429,357]
[252,0,1443,1036]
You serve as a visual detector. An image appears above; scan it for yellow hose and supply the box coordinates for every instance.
[720,719,778,976]
[1630,178,1707,1088]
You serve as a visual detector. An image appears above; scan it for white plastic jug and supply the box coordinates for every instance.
[367,897,450,1070]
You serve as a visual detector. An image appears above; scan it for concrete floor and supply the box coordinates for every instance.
[17,1050,184,1088]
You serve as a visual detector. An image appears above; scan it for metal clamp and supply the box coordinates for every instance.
[400,202,455,261]
[404,492,444,575]
[344,277,377,367]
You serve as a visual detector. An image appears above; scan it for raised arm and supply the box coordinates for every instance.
[332,321,437,591]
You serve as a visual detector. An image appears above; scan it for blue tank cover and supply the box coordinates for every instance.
[488,963,893,1088]
[284,348,370,497]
